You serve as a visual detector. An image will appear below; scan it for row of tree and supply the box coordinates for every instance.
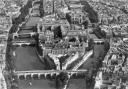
[80,0,98,23]
[10,0,33,34]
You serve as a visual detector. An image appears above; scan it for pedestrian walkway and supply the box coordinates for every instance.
[0,43,8,89]
[72,50,93,70]
[0,69,7,89]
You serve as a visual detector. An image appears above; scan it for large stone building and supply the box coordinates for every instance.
[37,15,70,39]
[67,8,90,26]
[37,15,88,56]
[0,16,11,30]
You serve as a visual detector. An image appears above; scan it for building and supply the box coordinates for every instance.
[0,0,5,8]
[30,9,40,17]
[37,4,89,57]
[37,16,70,40]
[0,16,11,30]
[43,0,54,14]
[69,10,89,25]
[5,4,21,16]
[54,0,66,11]
[30,2,40,17]
[42,41,87,57]
[43,0,66,14]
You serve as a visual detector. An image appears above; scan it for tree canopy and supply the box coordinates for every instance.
[80,0,98,23]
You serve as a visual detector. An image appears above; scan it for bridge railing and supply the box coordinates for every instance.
[14,70,88,80]
[14,70,88,74]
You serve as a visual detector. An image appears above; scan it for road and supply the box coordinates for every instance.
[63,52,79,70]
[72,50,93,70]
[0,17,11,89]
[0,69,7,89]
[61,50,93,89]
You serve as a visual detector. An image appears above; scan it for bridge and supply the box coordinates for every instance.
[12,38,36,46]
[14,70,88,80]
[13,32,37,39]
[12,42,34,46]
[93,39,105,45]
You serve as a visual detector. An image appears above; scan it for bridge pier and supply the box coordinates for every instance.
[24,74,27,80]
[31,74,34,79]
[17,75,20,80]
[50,73,53,77]
[38,74,41,79]
[44,73,48,78]
[20,44,22,47]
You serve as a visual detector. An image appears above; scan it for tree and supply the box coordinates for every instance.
[101,30,106,38]
[66,13,71,24]
[93,25,107,39]
[104,40,110,53]
[80,0,98,23]
[43,55,56,70]
[88,38,94,50]
[82,21,88,29]
[39,1,44,17]
[54,26,62,39]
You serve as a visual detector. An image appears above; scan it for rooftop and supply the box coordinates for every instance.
[24,17,40,27]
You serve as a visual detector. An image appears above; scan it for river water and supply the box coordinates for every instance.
[18,79,86,89]
[11,47,45,71]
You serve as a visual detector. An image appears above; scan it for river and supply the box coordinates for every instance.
[10,46,45,71]
[18,79,86,89]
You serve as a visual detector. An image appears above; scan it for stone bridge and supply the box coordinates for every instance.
[13,32,37,39]
[93,39,105,45]
[12,38,36,46]
[14,70,88,80]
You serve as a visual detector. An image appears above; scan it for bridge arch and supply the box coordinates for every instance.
[33,74,39,79]
[15,70,88,80]
[19,75,25,80]
[26,74,31,80]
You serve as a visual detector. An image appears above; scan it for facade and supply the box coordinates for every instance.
[42,42,87,57]
[43,0,53,14]
[37,14,88,56]
[43,0,65,15]
[37,16,70,38]
[69,10,89,25]
[0,16,11,30]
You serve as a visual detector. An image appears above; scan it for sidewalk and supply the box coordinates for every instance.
[0,44,8,89]
[0,69,7,89]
